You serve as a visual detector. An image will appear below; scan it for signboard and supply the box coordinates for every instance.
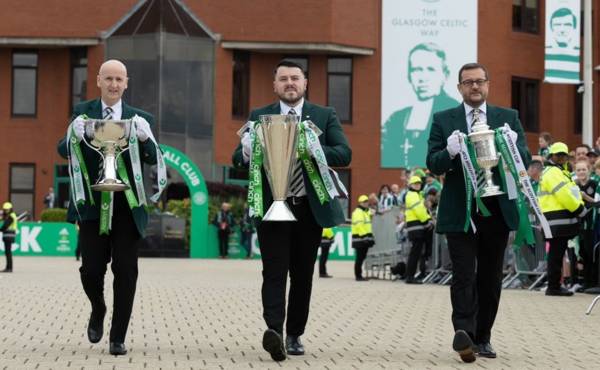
[0,222,78,256]
[381,0,477,168]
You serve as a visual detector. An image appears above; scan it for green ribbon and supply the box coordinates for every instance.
[99,191,112,235]
[461,159,473,232]
[298,124,330,204]
[466,140,490,217]
[247,122,264,217]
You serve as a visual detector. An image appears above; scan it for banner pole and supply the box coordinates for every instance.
[583,0,593,146]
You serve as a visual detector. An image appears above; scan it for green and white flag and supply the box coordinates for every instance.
[544,0,581,84]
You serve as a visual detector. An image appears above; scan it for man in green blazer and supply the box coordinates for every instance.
[232,60,351,361]
[427,63,531,363]
[57,60,158,356]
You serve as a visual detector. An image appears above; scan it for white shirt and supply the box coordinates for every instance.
[281,99,306,197]
[101,99,123,120]
[464,102,487,134]
[280,98,304,118]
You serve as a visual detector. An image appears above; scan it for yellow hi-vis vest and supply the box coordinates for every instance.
[351,207,372,237]
[404,190,431,224]
[2,212,18,236]
[539,164,584,238]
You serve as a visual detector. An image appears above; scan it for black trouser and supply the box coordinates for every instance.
[420,228,433,274]
[319,243,331,275]
[445,198,509,344]
[241,232,253,257]
[579,229,598,288]
[547,236,570,290]
[257,197,322,336]
[3,236,14,270]
[406,236,425,280]
[78,204,141,343]
[217,230,229,257]
[354,246,369,278]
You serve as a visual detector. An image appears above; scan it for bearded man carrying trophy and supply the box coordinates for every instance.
[427,63,531,363]
[233,60,351,361]
[57,60,165,356]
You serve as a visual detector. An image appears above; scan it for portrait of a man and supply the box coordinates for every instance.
[548,7,578,49]
[381,42,459,168]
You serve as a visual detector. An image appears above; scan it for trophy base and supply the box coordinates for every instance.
[91,180,130,192]
[263,200,297,221]
[480,186,504,197]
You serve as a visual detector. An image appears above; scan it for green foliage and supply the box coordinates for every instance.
[40,208,68,222]
[166,199,191,246]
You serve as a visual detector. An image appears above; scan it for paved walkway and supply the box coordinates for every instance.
[0,257,599,369]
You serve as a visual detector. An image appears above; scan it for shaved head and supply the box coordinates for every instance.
[99,59,127,76]
[97,59,128,106]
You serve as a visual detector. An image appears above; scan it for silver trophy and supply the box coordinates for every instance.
[468,120,505,197]
[83,119,132,192]
[256,114,300,221]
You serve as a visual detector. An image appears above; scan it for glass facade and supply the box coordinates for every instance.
[106,0,215,181]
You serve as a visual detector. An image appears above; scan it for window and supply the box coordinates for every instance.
[327,57,352,123]
[513,0,539,33]
[511,77,540,132]
[9,164,35,216]
[334,168,351,219]
[12,51,38,116]
[283,55,309,99]
[71,47,88,111]
[574,85,583,134]
[232,51,250,118]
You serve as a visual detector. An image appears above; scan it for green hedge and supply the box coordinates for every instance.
[40,208,68,222]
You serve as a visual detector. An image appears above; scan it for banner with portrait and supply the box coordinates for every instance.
[381,0,478,169]
[544,0,581,84]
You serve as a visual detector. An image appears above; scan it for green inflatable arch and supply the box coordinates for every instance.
[160,144,210,258]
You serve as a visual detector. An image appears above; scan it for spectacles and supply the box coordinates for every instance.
[460,79,488,87]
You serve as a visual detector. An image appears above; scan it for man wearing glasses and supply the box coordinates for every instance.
[426,63,531,363]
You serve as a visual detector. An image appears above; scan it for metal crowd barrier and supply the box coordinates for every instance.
[364,208,407,280]
[502,227,547,290]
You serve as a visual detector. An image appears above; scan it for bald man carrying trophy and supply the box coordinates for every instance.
[57,60,166,356]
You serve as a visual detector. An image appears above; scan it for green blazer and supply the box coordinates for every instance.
[232,100,352,228]
[57,98,158,236]
[426,103,531,234]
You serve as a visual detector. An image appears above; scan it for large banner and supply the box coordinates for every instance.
[544,0,581,84]
[0,222,78,256]
[381,0,477,169]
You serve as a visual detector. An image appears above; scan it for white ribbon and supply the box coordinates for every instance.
[302,121,346,198]
[499,125,552,239]
[66,125,86,206]
[128,122,146,206]
[132,115,167,203]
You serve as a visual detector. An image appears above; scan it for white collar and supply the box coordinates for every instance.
[279,98,304,116]
[464,101,487,117]
[101,99,122,112]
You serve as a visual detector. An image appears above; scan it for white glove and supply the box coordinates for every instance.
[504,124,518,143]
[133,115,151,142]
[446,130,461,158]
[241,132,252,163]
[71,115,86,142]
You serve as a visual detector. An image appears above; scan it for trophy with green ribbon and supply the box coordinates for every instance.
[83,119,132,192]
[257,114,300,221]
[468,120,504,197]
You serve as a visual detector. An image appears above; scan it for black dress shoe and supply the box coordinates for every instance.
[0,268,12,273]
[356,276,368,281]
[262,329,286,362]
[545,287,574,296]
[109,342,127,356]
[87,306,106,344]
[477,342,497,358]
[285,335,305,355]
[452,330,476,363]
[405,279,423,284]
[319,274,333,278]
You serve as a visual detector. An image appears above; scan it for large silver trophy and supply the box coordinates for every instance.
[83,119,132,192]
[468,120,505,197]
[257,114,300,221]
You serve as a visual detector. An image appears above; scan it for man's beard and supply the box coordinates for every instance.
[278,90,304,105]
